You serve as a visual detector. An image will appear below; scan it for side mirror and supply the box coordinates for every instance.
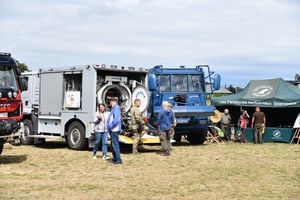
[18,77,28,91]
[16,67,22,76]
[213,74,221,90]
[148,73,157,91]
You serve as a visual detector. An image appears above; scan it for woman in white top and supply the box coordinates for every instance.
[92,103,110,160]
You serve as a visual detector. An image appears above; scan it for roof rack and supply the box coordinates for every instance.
[0,52,11,57]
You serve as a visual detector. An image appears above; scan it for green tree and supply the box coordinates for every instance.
[16,60,29,72]
[226,84,236,94]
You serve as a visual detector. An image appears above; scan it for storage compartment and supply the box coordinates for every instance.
[63,73,82,110]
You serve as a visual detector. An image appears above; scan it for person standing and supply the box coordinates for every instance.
[107,97,123,164]
[157,101,174,156]
[130,98,148,154]
[92,103,110,160]
[220,109,231,141]
[239,110,250,144]
[251,107,266,144]
[168,103,177,148]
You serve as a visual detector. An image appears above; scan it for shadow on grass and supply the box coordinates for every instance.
[34,141,68,149]
[172,141,211,147]
[0,154,27,164]
[25,139,209,154]
[119,143,162,154]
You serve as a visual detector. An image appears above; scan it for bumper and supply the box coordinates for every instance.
[0,120,19,136]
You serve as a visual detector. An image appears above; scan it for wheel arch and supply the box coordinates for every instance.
[64,118,86,137]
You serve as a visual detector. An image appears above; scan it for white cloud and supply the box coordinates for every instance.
[0,0,299,86]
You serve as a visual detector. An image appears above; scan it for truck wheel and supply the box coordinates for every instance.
[20,119,34,145]
[187,130,206,145]
[67,121,87,150]
[174,134,182,143]
[0,139,3,155]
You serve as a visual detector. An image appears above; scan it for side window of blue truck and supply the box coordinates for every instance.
[189,75,204,92]
[157,75,171,92]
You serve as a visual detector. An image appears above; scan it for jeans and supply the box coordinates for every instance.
[159,129,171,155]
[110,132,122,163]
[254,124,263,144]
[240,128,246,143]
[93,132,108,156]
[220,124,229,140]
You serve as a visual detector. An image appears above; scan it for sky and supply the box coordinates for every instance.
[0,0,299,87]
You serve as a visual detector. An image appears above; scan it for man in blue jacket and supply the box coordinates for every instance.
[107,97,122,164]
[157,101,174,156]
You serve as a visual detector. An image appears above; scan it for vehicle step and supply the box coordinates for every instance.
[28,135,62,139]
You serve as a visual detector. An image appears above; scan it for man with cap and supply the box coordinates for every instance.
[157,101,175,156]
[168,103,176,149]
[130,98,148,154]
[107,97,123,164]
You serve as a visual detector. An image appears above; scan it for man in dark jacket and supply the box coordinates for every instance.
[157,101,174,156]
[251,107,266,144]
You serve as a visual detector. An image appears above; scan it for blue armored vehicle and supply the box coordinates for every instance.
[147,65,220,144]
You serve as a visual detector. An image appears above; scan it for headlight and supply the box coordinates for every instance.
[8,92,12,98]
[0,92,2,98]
[13,92,17,98]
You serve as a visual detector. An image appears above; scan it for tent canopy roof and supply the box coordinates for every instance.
[211,78,300,108]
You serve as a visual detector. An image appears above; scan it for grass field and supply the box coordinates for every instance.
[0,140,299,200]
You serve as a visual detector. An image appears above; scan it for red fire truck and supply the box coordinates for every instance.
[0,52,23,155]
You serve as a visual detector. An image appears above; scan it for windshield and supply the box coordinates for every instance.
[172,75,188,92]
[0,65,18,90]
[157,75,171,92]
[189,75,204,92]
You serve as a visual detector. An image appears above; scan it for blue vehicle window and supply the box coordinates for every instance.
[189,75,204,92]
[172,75,188,92]
[157,75,170,92]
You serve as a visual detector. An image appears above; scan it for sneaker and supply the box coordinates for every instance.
[102,155,110,160]
[112,161,122,165]
[92,155,97,160]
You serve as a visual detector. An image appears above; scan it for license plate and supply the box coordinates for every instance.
[0,112,8,118]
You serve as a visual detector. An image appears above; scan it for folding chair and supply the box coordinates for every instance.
[207,126,225,144]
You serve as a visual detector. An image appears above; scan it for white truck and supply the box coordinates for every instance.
[20,64,153,150]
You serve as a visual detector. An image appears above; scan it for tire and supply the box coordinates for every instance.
[20,119,34,145]
[174,134,182,143]
[187,130,206,145]
[0,139,3,155]
[67,121,87,150]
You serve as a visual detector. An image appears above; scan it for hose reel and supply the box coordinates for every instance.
[97,80,150,114]
[97,82,132,113]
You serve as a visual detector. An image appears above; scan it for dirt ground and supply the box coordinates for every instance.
[0,140,299,200]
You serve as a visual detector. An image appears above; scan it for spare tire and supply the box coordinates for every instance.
[187,130,206,145]
[0,139,3,155]
[131,85,150,113]
[97,82,132,113]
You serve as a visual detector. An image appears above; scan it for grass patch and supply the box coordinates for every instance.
[0,141,299,200]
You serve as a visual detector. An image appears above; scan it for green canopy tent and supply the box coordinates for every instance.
[211,78,300,108]
[211,78,300,143]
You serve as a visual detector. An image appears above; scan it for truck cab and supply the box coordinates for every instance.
[148,65,220,144]
[0,52,23,155]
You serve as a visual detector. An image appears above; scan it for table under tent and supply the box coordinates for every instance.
[211,78,300,143]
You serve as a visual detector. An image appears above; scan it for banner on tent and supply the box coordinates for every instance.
[219,100,298,107]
